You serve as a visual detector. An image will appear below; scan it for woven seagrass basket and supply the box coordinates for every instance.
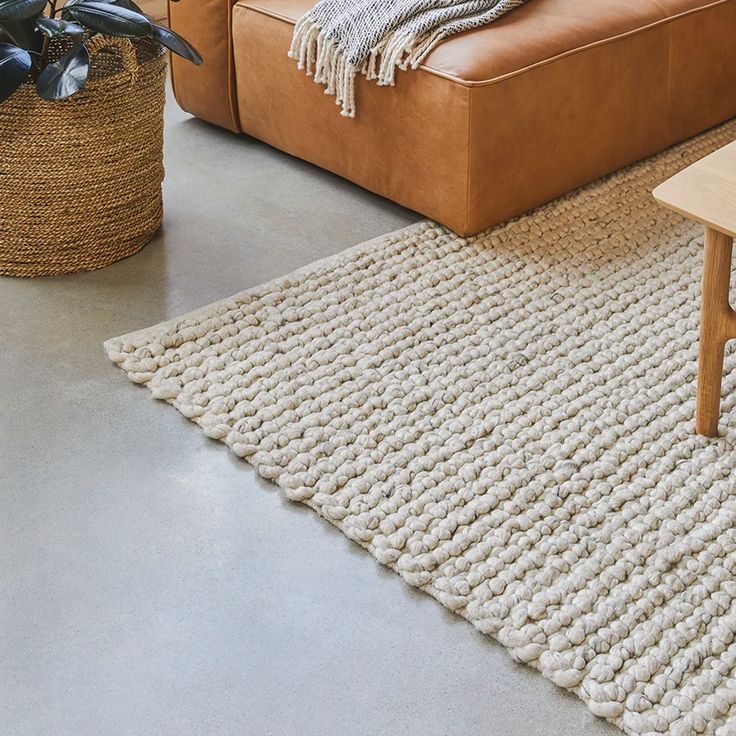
[0,36,166,277]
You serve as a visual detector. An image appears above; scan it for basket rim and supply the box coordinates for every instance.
[12,36,166,93]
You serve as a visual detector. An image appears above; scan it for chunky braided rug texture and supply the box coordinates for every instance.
[106,121,736,736]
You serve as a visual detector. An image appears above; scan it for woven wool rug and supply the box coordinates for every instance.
[106,120,736,736]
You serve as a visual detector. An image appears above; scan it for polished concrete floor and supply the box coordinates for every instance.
[0,88,620,736]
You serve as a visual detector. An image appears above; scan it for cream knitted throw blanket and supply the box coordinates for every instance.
[288,0,528,117]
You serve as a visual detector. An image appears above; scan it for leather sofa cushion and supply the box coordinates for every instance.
[240,0,722,84]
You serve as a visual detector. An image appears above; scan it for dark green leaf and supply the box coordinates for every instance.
[59,0,83,21]
[66,2,151,37]
[0,41,31,101]
[35,16,85,36]
[0,0,46,21]
[63,0,149,20]
[0,18,43,51]
[151,23,200,64]
[36,41,89,99]
[66,0,146,11]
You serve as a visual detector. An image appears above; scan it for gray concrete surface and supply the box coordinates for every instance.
[0,87,620,736]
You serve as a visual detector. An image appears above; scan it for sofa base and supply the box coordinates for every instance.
[172,0,736,236]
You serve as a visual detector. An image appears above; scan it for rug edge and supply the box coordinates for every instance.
[103,220,436,364]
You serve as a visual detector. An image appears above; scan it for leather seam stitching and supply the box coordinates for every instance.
[665,7,673,141]
[166,0,178,103]
[238,0,731,88]
[227,0,241,132]
[464,85,472,235]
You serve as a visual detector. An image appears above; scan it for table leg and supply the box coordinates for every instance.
[697,227,735,436]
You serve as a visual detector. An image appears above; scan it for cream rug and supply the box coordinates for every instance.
[106,121,736,736]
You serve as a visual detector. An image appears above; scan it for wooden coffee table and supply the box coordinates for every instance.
[654,141,736,437]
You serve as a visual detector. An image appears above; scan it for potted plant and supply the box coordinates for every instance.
[0,0,201,277]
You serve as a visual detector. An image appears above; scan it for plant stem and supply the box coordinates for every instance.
[41,0,57,60]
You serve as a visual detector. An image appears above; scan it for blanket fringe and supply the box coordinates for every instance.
[288,17,448,118]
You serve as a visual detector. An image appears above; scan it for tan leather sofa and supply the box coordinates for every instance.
[168,0,736,235]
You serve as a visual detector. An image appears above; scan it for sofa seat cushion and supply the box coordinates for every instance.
[238,0,720,84]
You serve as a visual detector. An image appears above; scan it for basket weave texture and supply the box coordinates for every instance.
[0,36,166,277]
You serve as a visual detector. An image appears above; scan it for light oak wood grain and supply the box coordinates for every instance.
[655,141,736,436]
[654,141,736,239]
[697,228,736,436]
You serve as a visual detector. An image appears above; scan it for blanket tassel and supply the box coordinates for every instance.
[289,18,448,118]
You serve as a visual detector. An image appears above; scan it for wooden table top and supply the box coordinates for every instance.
[653,140,736,238]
